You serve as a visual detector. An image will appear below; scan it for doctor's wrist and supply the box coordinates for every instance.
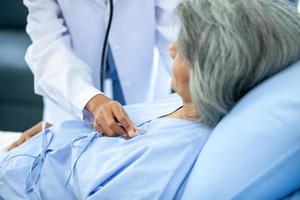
[85,94,112,114]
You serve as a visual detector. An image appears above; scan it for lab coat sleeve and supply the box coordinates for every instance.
[155,0,181,74]
[23,0,102,121]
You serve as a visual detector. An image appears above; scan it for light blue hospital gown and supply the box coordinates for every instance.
[0,94,211,200]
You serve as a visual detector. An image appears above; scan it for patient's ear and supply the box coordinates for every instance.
[169,43,177,59]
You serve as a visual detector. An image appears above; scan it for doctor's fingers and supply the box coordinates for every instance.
[111,105,137,137]
[94,120,128,138]
[94,111,128,138]
[93,122,109,136]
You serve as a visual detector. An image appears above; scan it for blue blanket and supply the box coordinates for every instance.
[0,94,211,200]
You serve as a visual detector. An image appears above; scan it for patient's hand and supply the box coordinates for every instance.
[7,121,52,151]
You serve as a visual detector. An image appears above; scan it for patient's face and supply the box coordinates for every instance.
[169,43,192,103]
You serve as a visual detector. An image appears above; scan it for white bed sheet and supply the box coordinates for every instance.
[0,131,21,152]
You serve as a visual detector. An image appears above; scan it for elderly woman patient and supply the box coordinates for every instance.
[1,0,300,199]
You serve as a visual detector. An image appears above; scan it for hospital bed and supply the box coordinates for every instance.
[1,61,300,199]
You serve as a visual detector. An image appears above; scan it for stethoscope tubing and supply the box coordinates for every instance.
[100,0,114,92]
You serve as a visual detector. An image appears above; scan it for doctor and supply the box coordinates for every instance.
[21,0,180,138]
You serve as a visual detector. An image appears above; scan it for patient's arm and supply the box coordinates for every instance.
[7,121,52,151]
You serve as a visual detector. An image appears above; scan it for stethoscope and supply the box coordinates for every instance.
[100,0,114,92]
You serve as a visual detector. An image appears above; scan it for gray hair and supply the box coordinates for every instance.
[177,0,300,127]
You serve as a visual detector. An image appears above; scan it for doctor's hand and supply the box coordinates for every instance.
[85,94,137,138]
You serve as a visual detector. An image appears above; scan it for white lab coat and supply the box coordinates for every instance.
[23,0,180,124]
